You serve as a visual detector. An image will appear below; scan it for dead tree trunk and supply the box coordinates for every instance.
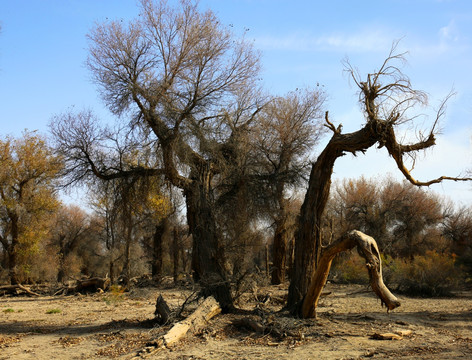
[288,117,378,310]
[160,296,221,346]
[301,230,400,318]
[154,294,172,324]
[121,196,133,289]
[0,284,40,297]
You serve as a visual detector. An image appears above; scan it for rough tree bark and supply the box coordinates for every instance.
[271,182,290,285]
[8,213,20,285]
[186,166,233,312]
[300,230,400,318]
[121,201,133,288]
[172,227,179,284]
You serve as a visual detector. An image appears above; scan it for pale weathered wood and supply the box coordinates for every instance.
[163,295,221,346]
[301,230,400,318]
[136,296,221,358]
[370,330,412,340]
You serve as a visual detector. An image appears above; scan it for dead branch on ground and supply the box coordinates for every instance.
[135,296,221,358]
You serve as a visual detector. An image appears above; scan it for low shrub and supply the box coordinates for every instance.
[331,250,463,297]
[46,308,62,314]
[388,251,463,296]
[103,285,126,305]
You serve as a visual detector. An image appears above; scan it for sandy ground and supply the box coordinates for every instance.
[1,283,472,359]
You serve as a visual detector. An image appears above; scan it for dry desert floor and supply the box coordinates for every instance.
[1,282,472,359]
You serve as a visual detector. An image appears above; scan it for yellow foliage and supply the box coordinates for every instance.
[0,131,63,282]
[146,193,171,220]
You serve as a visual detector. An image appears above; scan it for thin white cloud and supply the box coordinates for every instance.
[439,20,460,43]
[255,29,395,53]
[408,18,468,61]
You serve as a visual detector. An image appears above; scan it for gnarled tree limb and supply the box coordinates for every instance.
[301,230,400,318]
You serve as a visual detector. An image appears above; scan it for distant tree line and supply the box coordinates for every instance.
[1,132,471,298]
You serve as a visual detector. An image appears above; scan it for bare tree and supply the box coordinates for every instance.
[252,88,326,284]
[288,43,472,317]
[51,205,90,283]
[51,0,262,311]
[327,176,448,260]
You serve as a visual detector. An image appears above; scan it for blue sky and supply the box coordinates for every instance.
[1,0,471,206]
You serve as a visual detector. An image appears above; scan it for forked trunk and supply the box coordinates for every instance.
[288,121,378,311]
[287,146,339,309]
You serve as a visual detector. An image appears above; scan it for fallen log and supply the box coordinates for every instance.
[232,317,266,333]
[136,296,221,358]
[75,277,110,292]
[370,329,412,340]
[0,284,40,297]
[54,277,111,295]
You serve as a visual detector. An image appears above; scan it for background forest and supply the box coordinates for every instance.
[1,130,471,299]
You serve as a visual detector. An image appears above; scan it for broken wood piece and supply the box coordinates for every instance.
[232,317,266,333]
[395,329,412,337]
[54,277,111,295]
[370,332,403,340]
[370,329,412,340]
[0,284,40,297]
[136,296,221,358]
[231,317,291,339]
[163,295,221,347]
[75,277,110,292]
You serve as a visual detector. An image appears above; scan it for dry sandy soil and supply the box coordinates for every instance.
[1,282,472,359]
